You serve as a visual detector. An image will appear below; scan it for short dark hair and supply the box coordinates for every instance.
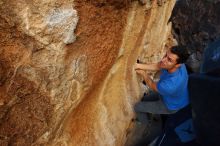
[170,46,189,64]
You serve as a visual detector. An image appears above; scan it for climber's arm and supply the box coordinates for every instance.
[135,69,158,92]
[135,62,160,71]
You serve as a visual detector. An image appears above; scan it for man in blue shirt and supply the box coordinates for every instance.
[134,46,189,123]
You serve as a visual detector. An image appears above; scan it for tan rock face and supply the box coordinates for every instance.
[63,1,176,146]
[0,0,175,146]
[0,0,78,48]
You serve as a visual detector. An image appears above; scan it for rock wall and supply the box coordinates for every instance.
[171,0,220,72]
[0,0,175,146]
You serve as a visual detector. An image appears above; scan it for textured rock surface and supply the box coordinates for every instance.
[0,0,78,47]
[0,0,79,145]
[171,0,220,72]
[61,1,176,146]
[0,0,175,145]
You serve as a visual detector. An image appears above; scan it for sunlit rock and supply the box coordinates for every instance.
[0,0,176,145]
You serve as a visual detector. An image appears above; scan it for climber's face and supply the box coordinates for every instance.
[159,50,181,72]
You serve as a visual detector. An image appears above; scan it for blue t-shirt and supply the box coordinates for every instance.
[157,64,189,110]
